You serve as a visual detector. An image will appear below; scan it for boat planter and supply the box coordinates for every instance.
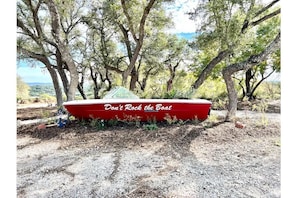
[63,99,212,122]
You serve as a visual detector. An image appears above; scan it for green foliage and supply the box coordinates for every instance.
[39,93,56,103]
[211,98,227,110]
[17,75,30,101]
[194,78,227,100]
[143,123,158,131]
[163,90,177,99]
[143,118,159,131]
[195,78,229,110]
[139,71,196,99]
[78,119,88,127]
[271,49,280,72]
[202,114,219,128]
[107,119,119,127]
[189,0,280,101]
[163,114,178,125]
[253,81,280,100]
[117,115,141,127]
[90,118,106,130]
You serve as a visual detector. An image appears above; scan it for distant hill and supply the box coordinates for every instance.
[28,82,53,86]
[29,83,55,97]
[28,82,90,98]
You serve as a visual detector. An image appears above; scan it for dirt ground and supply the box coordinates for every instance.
[17,101,281,197]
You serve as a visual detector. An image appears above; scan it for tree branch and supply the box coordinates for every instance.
[192,49,230,89]
[250,8,280,27]
[120,0,138,41]
[254,0,280,17]
[241,0,280,33]
[224,32,280,75]
[45,0,61,42]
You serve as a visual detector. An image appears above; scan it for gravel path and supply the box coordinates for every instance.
[17,111,280,197]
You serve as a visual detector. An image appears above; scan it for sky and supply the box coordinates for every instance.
[165,0,197,34]
[17,60,53,83]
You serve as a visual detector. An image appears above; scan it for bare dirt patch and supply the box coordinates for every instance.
[17,106,57,121]
[17,104,281,197]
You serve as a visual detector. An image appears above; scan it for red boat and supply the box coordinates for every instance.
[63,98,212,122]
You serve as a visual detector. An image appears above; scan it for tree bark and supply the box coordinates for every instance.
[120,0,157,90]
[55,49,69,95]
[129,67,139,91]
[166,62,180,92]
[46,0,79,101]
[222,71,237,121]
[137,67,156,91]
[77,84,87,100]
[245,68,253,99]
[222,32,280,121]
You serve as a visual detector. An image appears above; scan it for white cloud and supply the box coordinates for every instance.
[165,0,198,34]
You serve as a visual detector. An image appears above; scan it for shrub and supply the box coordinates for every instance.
[39,93,56,103]
[193,78,228,100]
[17,76,30,101]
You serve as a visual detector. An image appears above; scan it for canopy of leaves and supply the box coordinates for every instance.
[17,0,280,102]
[188,0,280,80]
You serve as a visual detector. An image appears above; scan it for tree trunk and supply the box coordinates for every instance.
[137,67,155,91]
[46,0,79,101]
[62,51,79,101]
[167,63,178,92]
[223,71,238,121]
[90,67,100,99]
[40,61,63,107]
[222,32,280,121]
[77,84,87,100]
[245,68,253,100]
[93,87,100,99]
[48,66,63,106]
[120,0,156,89]
[56,49,69,95]
[129,67,138,91]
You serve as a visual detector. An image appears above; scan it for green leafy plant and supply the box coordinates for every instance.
[143,123,158,131]
[107,119,119,127]
[89,116,106,130]
[120,115,141,127]
[143,116,158,131]
[202,114,219,128]
[212,98,227,110]
[192,115,201,125]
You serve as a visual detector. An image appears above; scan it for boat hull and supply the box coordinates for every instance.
[63,99,212,122]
